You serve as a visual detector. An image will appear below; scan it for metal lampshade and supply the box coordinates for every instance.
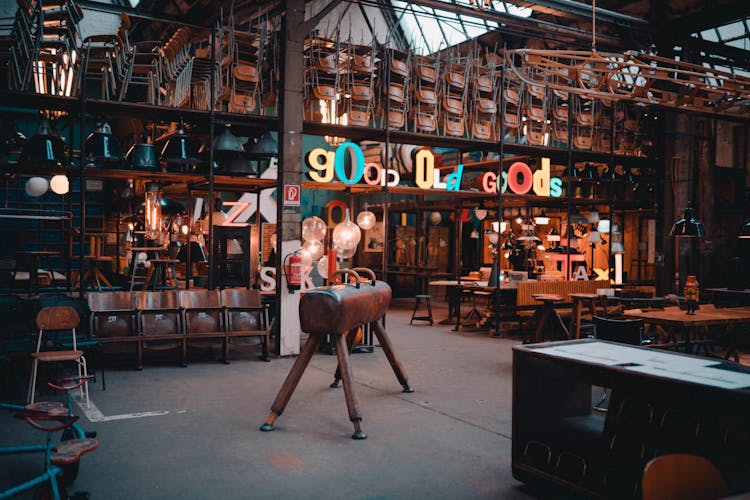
[1,119,27,164]
[245,131,278,175]
[20,119,68,167]
[739,221,750,239]
[215,125,255,175]
[669,202,704,238]
[84,121,124,168]
[127,132,158,170]
[161,120,200,172]
[176,241,207,263]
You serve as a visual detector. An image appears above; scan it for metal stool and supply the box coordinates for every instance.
[410,294,433,325]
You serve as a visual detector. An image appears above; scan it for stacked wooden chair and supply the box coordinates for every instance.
[379,47,410,130]
[410,53,440,134]
[440,52,469,137]
[502,65,523,141]
[341,41,376,127]
[469,51,501,140]
[304,35,343,125]
[228,20,268,115]
[13,0,83,94]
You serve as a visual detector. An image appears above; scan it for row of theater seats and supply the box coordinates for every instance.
[88,289,271,370]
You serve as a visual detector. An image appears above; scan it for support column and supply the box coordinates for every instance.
[275,0,305,356]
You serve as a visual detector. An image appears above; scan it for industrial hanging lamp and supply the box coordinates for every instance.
[127,131,158,170]
[245,131,278,176]
[84,120,124,168]
[20,119,68,167]
[161,119,200,173]
[669,201,704,238]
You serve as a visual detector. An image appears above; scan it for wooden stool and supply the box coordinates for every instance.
[147,258,179,290]
[531,293,569,343]
[410,294,433,325]
[569,293,601,339]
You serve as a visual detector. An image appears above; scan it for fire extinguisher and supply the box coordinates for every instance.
[283,251,302,293]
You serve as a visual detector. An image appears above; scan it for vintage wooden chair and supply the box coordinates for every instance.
[134,291,184,368]
[28,306,89,407]
[641,454,727,500]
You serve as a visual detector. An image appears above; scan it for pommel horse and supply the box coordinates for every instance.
[260,268,413,439]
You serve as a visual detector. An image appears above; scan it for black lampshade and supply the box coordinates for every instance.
[20,119,68,167]
[739,221,750,239]
[84,121,124,168]
[177,241,207,263]
[1,119,27,164]
[581,163,599,180]
[127,132,158,170]
[669,203,704,238]
[161,120,200,172]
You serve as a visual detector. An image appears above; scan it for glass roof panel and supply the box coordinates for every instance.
[390,0,531,55]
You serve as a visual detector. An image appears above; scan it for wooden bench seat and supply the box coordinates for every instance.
[88,289,272,368]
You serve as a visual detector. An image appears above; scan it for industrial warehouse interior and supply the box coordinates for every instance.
[1,0,749,498]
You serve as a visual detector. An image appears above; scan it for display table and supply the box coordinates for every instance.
[513,339,750,498]
[622,306,750,361]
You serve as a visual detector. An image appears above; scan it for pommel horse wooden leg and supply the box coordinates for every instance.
[331,320,413,394]
[260,334,321,432]
[371,320,414,393]
[331,327,360,388]
[333,333,366,440]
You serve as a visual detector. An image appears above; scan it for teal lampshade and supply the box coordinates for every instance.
[245,131,277,175]
[215,125,255,175]
[127,132,158,170]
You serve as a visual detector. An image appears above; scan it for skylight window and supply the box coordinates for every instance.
[695,17,750,78]
[390,0,531,55]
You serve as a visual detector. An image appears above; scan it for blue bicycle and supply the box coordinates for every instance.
[0,376,98,500]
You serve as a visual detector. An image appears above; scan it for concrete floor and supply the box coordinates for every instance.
[1,298,546,500]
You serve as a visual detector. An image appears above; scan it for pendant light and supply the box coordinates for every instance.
[84,120,124,168]
[20,119,68,167]
[669,201,704,238]
[739,221,750,239]
[356,202,376,230]
[1,118,27,165]
[127,131,158,170]
[245,131,278,176]
[533,210,549,225]
[214,124,251,174]
[161,119,200,173]
[144,182,163,240]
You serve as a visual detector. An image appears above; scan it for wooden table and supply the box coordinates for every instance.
[512,339,750,498]
[705,288,750,307]
[531,293,569,343]
[568,293,602,339]
[14,250,61,294]
[622,306,750,361]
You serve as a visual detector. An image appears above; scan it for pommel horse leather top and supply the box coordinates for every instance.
[260,268,413,440]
